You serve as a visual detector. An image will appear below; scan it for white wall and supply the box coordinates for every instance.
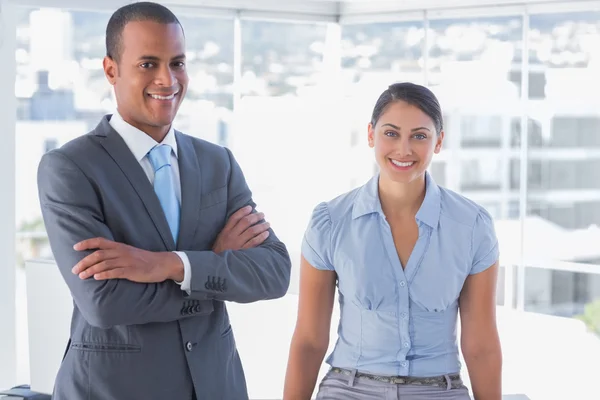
[0,0,18,389]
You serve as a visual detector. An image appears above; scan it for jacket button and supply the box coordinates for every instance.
[186,341,193,352]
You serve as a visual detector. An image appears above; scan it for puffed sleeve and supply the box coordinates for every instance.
[470,207,500,275]
[301,202,335,271]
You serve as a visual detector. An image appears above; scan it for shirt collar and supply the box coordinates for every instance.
[352,170,441,229]
[109,112,178,162]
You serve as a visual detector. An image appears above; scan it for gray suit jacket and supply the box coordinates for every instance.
[37,115,291,400]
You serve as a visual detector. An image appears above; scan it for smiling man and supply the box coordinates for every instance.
[37,2,291,400]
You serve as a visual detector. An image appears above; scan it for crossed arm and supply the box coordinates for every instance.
[71,206,272,284]
[38,149,291,329]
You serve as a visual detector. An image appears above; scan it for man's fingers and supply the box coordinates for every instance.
[231,212,264,235]
[242,231,270,249]
[239,221,270,244]
[223,206,253,232]
[94,268,127,281]
[73,237,117,251]
[72,249,119,274]
[77,258,121,279]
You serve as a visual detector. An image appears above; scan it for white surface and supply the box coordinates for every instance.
[20,259,600,399]
[0,0,18,390]
[228,295,335,399]
[24,259,72,395]
[228,297,599,400]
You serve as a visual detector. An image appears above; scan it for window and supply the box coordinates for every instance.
[427,16,522,89]
[460,158,503,190]
[429,162,446,187]
[460,115,502,147]
[241,20,326,97]
[524,12,600,317]
[6,5,600,399]
[235,20,331,296]
[426,16,523,216]
[43,138,58,153]
[175,16,234,146]
[342,21,425,84]
[551,117,600,148]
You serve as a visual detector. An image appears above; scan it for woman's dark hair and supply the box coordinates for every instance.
[370,82,443,135]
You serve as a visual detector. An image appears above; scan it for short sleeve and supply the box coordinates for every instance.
[301,202,335,271]
[470,207,499,275]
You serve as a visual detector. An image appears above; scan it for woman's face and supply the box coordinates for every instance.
[368,100,444,184]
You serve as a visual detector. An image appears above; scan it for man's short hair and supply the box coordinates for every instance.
[106,1,183,63]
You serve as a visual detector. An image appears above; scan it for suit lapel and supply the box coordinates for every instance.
[95,116,176,250]
[175,132,202,251]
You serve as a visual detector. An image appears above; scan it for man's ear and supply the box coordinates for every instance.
[103,56,118,85]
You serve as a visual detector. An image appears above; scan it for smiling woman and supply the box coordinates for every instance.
[284,82,502,400]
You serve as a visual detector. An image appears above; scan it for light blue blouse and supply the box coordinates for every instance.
[301,172,499,377]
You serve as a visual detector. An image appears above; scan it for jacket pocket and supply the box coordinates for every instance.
[70,342,141,353]
[200,186,227,209]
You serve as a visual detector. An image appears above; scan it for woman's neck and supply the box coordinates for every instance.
[378,173,426,220]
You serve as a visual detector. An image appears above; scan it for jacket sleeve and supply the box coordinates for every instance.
[184,148,291,303]
[38,150,214,329]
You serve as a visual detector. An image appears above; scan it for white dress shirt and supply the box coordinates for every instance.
[109,112,192,292]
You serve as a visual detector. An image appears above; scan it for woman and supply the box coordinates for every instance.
[284,82,502,400]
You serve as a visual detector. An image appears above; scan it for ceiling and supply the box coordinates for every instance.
[5,0,596,22]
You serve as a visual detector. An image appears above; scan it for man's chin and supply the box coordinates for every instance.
[147,115,176,128]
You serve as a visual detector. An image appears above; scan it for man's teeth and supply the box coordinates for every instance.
[150,93,176,100]
[391,160,414,167]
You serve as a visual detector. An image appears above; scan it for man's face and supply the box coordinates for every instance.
[103,20,188,138]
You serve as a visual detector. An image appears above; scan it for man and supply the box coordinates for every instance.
[37,2,291,399]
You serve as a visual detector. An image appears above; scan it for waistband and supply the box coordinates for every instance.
[330,367,465,390]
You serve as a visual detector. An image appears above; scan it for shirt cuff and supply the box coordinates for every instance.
[173,251,191,293]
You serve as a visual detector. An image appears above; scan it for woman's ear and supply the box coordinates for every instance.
[434,130,444,154]
[368,123,375,148]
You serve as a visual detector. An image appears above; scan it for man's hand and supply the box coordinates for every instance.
[71,206,269,282]
[213,205,270,254]
[71,238,183,283]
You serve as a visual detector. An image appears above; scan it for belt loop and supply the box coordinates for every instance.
[444,374,451,391]
[347,369,358,387]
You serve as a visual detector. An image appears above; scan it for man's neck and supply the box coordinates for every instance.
[116,110,170,143]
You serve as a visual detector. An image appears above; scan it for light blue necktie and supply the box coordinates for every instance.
[147,144,180,244]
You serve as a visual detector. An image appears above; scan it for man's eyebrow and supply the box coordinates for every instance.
[137,54,186,61]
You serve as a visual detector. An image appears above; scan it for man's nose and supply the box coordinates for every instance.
[155,65,177,87]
